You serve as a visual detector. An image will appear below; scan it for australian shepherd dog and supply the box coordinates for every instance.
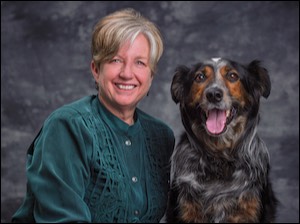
[166,58,277,223]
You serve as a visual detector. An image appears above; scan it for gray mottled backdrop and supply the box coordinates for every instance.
[1,1,299,223]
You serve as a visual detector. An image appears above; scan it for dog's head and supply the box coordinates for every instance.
[171,58,271,150]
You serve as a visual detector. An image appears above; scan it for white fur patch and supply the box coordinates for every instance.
[212,57,221,62]
[176,173,201,189]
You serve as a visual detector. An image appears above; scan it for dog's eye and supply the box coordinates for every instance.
[195,73,206,83]
[226,72,239,82]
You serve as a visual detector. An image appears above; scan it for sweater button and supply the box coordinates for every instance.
[125,140,131,146]
[132,176,138,183]
[134,210,140,215]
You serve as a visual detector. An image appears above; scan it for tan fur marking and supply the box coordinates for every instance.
[180,201,204,222]
[220,66,247,107]
[227,196,261,222]
[189,66,214,106]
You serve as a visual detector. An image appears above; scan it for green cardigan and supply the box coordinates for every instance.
[12,95,175,223]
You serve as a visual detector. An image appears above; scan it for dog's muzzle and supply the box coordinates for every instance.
[205,108,236,135]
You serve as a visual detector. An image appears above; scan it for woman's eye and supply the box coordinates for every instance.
[195,73,206,83]
[226,72,239,82]
[137,60,146,66]
[111,58,121,63]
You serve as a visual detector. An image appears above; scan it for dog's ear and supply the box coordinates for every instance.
[171,65,190,104]
[247,60,271,99]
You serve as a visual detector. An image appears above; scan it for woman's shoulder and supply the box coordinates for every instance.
[44,95,97,124]
[50,95,95,116]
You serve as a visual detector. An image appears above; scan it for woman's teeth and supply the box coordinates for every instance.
[116,84,135,90]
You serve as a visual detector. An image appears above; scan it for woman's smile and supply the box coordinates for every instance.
[115,83,137,90]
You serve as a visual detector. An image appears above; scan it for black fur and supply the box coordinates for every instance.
[166,58,277,223]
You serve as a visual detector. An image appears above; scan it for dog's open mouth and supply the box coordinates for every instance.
[204,108,236,136]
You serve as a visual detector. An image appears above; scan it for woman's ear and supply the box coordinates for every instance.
[91,60,100,81]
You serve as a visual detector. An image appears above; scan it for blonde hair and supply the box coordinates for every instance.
[91,8,164,75]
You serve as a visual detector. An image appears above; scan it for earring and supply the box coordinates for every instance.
[95,81,99,90]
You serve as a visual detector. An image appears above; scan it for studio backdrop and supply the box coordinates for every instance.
[1,1,299,223]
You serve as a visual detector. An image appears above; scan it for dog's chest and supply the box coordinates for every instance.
[203,157,235,181]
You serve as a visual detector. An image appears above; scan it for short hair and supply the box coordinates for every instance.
[91,8,164,75]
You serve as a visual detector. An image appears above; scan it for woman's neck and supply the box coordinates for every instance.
[98,95,135,125]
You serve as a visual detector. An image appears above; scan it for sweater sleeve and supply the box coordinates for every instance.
[26,108,93,222]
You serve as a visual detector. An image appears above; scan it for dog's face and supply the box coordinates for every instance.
[171,58,271,150]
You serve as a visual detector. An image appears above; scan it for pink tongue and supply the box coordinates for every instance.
[206,109,226,134]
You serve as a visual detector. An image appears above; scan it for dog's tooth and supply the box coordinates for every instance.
[226,110,230,117]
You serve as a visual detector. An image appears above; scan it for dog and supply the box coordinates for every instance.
[166,58,277,223]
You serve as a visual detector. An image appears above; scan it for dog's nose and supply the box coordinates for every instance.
[206,87,223,103]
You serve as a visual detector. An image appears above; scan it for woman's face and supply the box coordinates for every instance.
[92,34,153,114]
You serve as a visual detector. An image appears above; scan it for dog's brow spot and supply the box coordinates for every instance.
[212,57,221,62]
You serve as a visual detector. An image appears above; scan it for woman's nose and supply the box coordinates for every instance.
[120,63,134,79]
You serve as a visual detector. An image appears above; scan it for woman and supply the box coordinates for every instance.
[12,8,175,223]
